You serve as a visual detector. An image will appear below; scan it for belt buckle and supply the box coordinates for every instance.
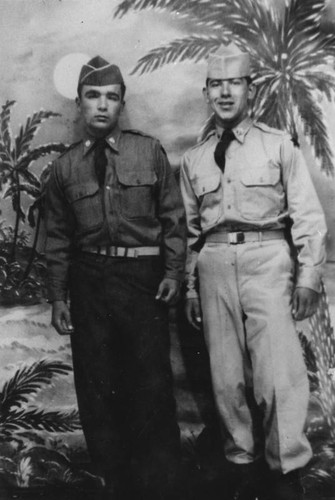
[229,231,245,244]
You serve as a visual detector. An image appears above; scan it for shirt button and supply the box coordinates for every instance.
[227,178,231,183]
[106,186,111,190]
[85,140,91,147]
[227,204,231,209]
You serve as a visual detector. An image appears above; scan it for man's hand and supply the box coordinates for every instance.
[185,297,202,330]
[51,300,74,335]
[155,278,180,305]
[291,287,319,321]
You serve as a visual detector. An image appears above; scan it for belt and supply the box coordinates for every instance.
[206,230,285,245]
[80,245,160,258]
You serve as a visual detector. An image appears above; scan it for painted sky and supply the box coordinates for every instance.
[1,0,335,254]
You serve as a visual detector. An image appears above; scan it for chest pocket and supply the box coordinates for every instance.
[238,163,283,220]
[116,168,157,219]
[66,182,104,234]
[193,172,223,229]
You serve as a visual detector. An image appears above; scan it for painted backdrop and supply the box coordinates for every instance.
[1,0,335,498]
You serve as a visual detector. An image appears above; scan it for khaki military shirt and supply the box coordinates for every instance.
[180,118,327,298]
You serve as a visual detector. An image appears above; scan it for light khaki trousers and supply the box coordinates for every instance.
[197,239,312,473]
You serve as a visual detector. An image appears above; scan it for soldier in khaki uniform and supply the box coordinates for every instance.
[180,44,327,500]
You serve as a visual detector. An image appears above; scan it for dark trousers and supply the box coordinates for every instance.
[69,252,181,498]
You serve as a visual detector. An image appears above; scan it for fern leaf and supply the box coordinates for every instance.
[0,408,81,434]
[14,111,61,159]
[0,360,73,415]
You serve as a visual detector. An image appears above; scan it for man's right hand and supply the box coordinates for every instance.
[51,300,74,335]
[185,297,202,330]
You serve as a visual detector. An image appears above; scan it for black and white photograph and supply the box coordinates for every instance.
[0,1,335,499]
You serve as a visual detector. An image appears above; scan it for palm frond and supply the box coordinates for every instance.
[115,0,207,19]
[293,80,334,174]
[302,71,335,101]
[0,360,73,415]
[309,283,335,438]
[286,0,325,38]
[16,143,68,173]
[15,111,61,159]
[0,408,81,434]
[17,169,40,189]
[131,35,227,75]
[3,183,39,200]
[316,32,335,59]
[0,100,16,156]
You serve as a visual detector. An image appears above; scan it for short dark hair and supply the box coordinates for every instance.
[77,82,126,100]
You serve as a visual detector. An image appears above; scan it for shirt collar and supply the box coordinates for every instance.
[82,126,122,155]
[215,116,253,144]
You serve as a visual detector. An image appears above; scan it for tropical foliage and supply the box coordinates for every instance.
[0,100,67,304]
[115,0,335,175]
[0,359,99,491]
[0,359,80,437]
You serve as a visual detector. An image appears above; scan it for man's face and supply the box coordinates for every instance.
[76,84,124,137]
[203,77,255,128]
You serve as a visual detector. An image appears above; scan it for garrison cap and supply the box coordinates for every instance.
[78,55,125,88]
[207,43,250,80]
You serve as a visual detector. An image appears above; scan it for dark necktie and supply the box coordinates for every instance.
[214,129,235,173]
[94,139,107,187]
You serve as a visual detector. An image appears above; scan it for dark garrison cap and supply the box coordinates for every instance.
[78,55,125,88]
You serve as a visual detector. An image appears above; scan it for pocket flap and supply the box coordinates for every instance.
[116,168,157,186]
[67,183,99,202]
[193,173,221,197]
[241,165,280,186]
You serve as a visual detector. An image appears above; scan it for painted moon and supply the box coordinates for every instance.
[53,53,90,99]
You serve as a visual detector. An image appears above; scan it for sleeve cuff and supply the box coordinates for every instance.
[296,267,323,293]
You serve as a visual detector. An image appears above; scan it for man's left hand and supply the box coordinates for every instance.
[155,278,180,305]
[291,287,319,321]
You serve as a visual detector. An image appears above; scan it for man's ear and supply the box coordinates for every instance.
[202,87,209,103]
[75,96,81,110]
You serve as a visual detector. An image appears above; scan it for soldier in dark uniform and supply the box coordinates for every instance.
[45,56,186,500]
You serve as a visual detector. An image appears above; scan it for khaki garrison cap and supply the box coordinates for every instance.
[78,55,125,88]
[207,43,251,79]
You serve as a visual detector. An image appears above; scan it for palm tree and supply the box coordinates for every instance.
[115,0,335,175]
[0,100,67,261]
[0,359,104,492]
[0,359,80,436]
[22,163,52,281]
[116,0,335,492]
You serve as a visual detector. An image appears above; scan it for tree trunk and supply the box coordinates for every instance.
[22,209,41,280]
